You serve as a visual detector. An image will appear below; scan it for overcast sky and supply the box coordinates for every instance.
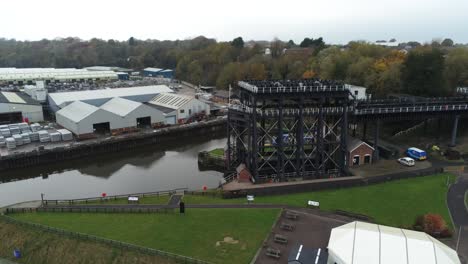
[2,0,468,44]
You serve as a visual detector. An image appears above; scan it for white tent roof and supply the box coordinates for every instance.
[328,221,461,264]
[56,101,99,122]
[49,85,173,107]
[100,97,141,117]
[149,93,193,110]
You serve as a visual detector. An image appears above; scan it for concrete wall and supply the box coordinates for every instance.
[116,104,165,129]
[0,103,44,122]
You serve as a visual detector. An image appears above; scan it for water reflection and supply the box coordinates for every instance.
[0,134,227,207]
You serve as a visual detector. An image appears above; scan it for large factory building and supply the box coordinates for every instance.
[0,91,44,123]
[56,99,166,139]
[0,68,118,85]
[48,85,173,112]
[149,93,210,124]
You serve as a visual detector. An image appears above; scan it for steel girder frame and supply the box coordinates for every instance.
[249,98,347,182]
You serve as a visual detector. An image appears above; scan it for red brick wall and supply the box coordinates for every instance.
[349,144,374,166]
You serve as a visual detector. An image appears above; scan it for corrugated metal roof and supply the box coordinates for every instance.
[49,85,173,107]
[144,67,163,73]
[0,68,118,81]
[149,93,193,110]
[56,101,100,122]
[328,221,461,264]
[0,91,40,105]
[100,97,141,117]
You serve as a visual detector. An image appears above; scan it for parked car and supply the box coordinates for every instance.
[398,157,415,166]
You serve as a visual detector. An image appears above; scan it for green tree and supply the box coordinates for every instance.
[402,47,447,96]
[231,37,244,49]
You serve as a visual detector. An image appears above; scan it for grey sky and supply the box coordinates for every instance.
[2,0,468,44]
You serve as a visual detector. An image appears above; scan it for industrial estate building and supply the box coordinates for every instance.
[48,85,173,112]
[143,68,174,79]
[56,98,166,138]
[0,91,44,123]
[0,68,118,85]
[327,221,460,264]
[149,93,210,124]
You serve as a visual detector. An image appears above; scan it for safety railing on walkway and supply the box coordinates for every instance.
[42,188,188,205]
[0,215,211,264]
[5,207,175,214]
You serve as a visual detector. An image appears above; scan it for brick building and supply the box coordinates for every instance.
[347,137,374,166]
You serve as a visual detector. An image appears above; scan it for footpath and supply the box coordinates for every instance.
[448,173,468,263]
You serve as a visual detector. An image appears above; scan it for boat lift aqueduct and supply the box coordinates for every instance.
[227,79,468,183]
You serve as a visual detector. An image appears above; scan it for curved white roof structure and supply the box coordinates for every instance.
[328,221,460,264]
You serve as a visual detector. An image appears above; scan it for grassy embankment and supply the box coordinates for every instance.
[0,219,177,264]
[11,209,280,264]
[61,173,454,228]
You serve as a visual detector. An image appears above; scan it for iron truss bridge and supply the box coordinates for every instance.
[227,79,468,183]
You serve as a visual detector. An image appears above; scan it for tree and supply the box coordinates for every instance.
[444,47,468,89]
[402,47,448,96]
[441,38,454,47]
[286,40,296,48]
[231,37,244,49]
[128,37,136,46]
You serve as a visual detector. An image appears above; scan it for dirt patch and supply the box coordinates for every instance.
[215,236,239,247]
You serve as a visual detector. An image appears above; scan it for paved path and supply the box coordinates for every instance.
[447,173,468,263]
[43,203,290,210]
[167,195,182,206]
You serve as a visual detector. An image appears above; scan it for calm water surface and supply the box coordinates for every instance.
[0,135,227,207]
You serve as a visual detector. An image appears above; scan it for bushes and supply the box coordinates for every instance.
[414,213,452,238]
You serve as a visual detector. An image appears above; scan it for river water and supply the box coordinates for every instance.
[0,135,227,207]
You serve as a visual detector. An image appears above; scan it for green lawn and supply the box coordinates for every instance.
[76,195,169,205]
[75,174,454,228]
[208,148,224,156]
[11,209,279,264]
[465,191,468,211]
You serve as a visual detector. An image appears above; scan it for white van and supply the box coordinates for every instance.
[398,157,415,166]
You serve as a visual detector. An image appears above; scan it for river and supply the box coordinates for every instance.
[0,135,227,207]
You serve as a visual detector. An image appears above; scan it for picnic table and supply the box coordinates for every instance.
[280,222,295,231]
[266,247,281,259]
[274,234,288,244]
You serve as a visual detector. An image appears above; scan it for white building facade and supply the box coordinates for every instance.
[148,93,210,124]
[0,91,44,122]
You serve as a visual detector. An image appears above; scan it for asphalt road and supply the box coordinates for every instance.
[447,173,468,262]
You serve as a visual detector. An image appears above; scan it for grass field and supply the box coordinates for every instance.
[465,191,468,210]
[77,195,169,205]
[208,148,224,156]
[11,209,279,264]
[0,219,175,264]
[73,174,455,228]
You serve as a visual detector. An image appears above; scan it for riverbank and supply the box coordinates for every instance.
[0,218,177,264]
[0,117,227,172]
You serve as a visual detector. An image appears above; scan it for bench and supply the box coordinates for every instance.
[285,211,299,220]
[274,234,288,244]
[280,222,295,231]
[265,247,281,259]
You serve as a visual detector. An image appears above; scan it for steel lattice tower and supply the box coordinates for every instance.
[227,79,351,183]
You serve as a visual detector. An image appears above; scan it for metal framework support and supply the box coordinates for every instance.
[340,103,348,172]
[251,97,258,179]
[277,97,284,181]
[296,97,304,178]
[450,115,460,147]
[362,121,367,141]
[373,119,380,161]
[316,99,324,176]
[226,111,231,169]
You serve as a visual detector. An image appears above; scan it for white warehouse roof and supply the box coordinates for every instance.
[100,97,142,117]
[56,101,100,123]
[0,68,118,81]
[49,85,173,108]
[328,221,461,264]
[149,93,193,110]
[144,67,163,72]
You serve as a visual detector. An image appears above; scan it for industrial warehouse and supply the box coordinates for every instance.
[149,92,210,124]
[56,98,166,138]
[0,91,44,123]
[0,68,119,85]
[47,85,173,112]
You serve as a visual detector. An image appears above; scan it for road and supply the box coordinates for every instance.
[447,173,468,263]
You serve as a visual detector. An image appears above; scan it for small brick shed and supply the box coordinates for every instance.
[347,137,374,166]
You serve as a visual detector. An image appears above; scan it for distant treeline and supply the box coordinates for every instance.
[0,36,467,97]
